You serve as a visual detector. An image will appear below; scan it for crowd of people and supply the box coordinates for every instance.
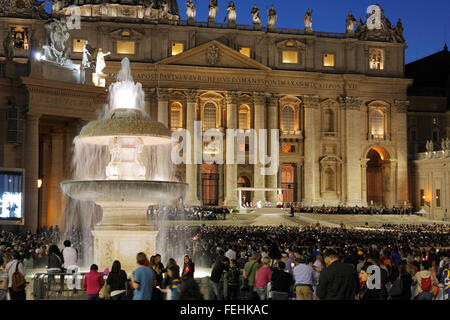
[1,222,450,300]
[290,204,416,215]
[148,206,229,221]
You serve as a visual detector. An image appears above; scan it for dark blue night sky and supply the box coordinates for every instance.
[39,0,449,64]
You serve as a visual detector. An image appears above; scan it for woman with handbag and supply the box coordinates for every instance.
[106,260,128,300]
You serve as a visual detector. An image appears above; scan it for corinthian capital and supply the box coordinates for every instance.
[303,95,320,109]
[253,91,266,106]
[267,93,278,109]
[339,96,361,110]
[225,91,239,105]
[394,100,410,113]
[185,89,198,103]
[157,88,171,101]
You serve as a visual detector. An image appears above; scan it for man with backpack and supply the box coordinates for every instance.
[5,252,26,300]
[414,260,437,300]
[226,259,240,300]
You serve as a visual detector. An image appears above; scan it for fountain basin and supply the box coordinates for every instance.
[61,180,188,205]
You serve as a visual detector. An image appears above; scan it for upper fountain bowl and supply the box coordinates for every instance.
[78,108,172,146]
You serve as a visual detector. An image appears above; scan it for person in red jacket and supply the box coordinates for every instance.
[83,264,105,300]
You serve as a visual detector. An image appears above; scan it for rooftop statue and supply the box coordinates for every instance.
[43,18,72,66]
[345,10,357,33]
[267,5,278,29]
[304,8,312,31]
[186,0,196,20]
[225,1,236,25]
[3,31,14,61]
[251,4,261,25]
[208,0,218,21]
[355,5,406,43]
[161,0,169,19]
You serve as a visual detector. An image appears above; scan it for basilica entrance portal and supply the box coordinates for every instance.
[366,147,391,207]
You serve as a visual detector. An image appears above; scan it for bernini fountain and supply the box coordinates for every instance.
[61,58,188,270]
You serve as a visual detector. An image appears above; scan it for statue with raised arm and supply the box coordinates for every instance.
[208,0,218,21]
[95,48,111,75]
[304,8,313,31]
[251,4,261,25]
[186,0,196,20]
[3,31,14,61]
[225,1,236,25]
[345,10,357,33]
[267,5,278,29]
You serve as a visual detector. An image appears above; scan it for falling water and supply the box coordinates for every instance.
[63,57,181,267]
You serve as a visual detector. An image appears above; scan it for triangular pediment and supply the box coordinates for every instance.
[156,40,271,71]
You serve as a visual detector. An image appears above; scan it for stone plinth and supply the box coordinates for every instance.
[31,60,81,83]
[92,227,158,272]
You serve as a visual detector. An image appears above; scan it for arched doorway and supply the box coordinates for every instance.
[201,163,218,206]
[281,164,295,203]
[238,175,251,206]
[366,147,390,207]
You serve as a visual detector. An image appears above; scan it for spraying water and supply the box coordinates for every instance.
[62,57,187,269]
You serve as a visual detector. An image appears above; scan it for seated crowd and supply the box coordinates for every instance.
[148,206,229,221]
[290,204,415,215]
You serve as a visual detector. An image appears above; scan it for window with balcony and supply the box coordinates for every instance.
[203,102,217,130]
[281,106,295,132]
[170,102,182,130]
[370,109,385,139]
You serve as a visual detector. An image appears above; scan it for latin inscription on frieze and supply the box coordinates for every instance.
[108,72,357,90]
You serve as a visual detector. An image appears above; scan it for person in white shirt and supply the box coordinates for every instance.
[62,240,81,290]
[225,247,237,261]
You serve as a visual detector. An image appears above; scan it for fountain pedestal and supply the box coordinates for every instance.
[92,201,158,271]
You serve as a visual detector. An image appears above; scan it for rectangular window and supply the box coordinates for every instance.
[323,53,335,67]
[239,47,251,58]
[369,48,384,70]
[436,189,441,207]
[171,42,184,56]
[282,51,298,64]
[117,40,135,55]
[420,189,424,206]
[73,39,86,53]
[170,109,181,130]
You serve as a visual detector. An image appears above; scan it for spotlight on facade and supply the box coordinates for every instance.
[35,52,42,61]
[37,179,43,188]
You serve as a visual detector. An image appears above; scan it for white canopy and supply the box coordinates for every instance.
[416,208,429,214]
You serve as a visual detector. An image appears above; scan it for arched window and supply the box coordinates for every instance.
[238,105,250,130]
[170,102,182,130]
[282,106,295,132]
[323,109,334,132]
[203,102,216,129]
[370,109,384,139]
[325,168,335,191]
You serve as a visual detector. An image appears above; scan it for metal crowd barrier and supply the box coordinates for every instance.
[32,272,89,300]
